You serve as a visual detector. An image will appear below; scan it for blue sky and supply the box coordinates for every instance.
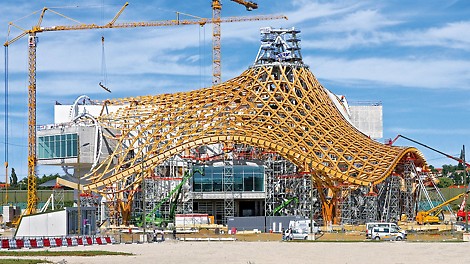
[1,0,469,180]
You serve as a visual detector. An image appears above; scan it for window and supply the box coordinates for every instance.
[38,133,78,159]
[192,164,264,192]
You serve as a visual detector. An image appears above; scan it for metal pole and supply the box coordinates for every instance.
[310,175,313,236]
[4,46,8,204]
[142,149,146,241]
[463,145,468,232]
[77,138,81,236]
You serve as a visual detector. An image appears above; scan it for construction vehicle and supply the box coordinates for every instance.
[415,191,468,224]
[390,135,470,224]
[3,2,286,221]
[273,197,298,215]
[457,195,470,221]
[137,168,204,227]
[388,135,470,169]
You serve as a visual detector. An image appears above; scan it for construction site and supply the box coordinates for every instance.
[2,1,469,241]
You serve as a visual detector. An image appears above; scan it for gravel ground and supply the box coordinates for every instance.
[2,240,470,264]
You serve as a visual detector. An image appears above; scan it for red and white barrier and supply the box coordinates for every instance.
[28,238,42,248]
[9,239,17,249]
[43,238,51,247]
[1,239,9,249]
[1,236,115,249]
[54,238,62,247]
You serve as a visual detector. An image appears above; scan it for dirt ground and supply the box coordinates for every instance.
[109,223,465,243]
[0,228,468,264]
[194,229,463,242]
[6,239,470,264]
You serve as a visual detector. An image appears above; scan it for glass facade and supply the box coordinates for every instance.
[192,165,264,192]
[38,133,78,159]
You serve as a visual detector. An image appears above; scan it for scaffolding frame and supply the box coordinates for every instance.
[380,175,401,222]
[403,161,416,221]
[264,153,276,216]
[223,146,235,223]
[339,185,353,225]
[363,192,378,222]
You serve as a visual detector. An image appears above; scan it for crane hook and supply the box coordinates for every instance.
[99,82,111,93]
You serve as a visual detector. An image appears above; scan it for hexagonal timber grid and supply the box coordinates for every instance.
[81,28,427,224]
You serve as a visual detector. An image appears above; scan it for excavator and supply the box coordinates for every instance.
[136,168,204,227]
[416,191,469,225]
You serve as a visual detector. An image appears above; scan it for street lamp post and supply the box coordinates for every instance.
[463,145,468,233]
[77,138,81,236]
[142,149,146,242]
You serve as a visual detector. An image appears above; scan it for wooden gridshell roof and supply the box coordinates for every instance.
[83,64,427,192]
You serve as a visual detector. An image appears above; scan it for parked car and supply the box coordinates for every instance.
[365,222,404,239]
[370,226,406,241]
[285,228,308,240]
[289,219,321,234]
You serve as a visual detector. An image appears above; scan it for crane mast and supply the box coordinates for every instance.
[212,0,222,86]
[4,2,286,217]
[27,34,38,214]
[212,0,258,86]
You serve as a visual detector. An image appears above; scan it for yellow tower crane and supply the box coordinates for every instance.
[3,2,286,218]
[211,0,258,85]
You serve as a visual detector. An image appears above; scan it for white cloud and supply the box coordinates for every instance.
[306,56,470,90]
[314,9,402,33]
[286,1,359,24]
[302,32,395,50]
[400,21,470,50]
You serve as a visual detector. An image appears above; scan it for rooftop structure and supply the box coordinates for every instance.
[35,27,444,228]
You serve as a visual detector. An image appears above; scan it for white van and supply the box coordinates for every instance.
[289,219,320,234]
[365,222,404,239]
[370,226,406,241]
[285,228,309,240]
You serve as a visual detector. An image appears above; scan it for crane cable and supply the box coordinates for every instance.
[99,1,111,93]
[199,25,206,88]
[99,36,111,93]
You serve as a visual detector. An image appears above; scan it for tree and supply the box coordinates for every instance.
[437,177,454,188]
[453,173,463,185]
[9,168,18,187]
[37,173,61,189]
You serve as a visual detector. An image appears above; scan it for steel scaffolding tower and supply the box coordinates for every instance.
[182,162,194,216]
[380,175,401,222]
[143,175,157,226]
[339,185,353,225]
[264,152,276,216]
[363,192,378,222]
[297,173,312,218]
[223,147,235,223]
[403,161,416,221]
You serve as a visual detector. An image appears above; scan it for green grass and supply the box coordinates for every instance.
[0,260,52,264]
[0,250,133,257]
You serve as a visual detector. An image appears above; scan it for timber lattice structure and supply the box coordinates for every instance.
[81,28,427,223]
